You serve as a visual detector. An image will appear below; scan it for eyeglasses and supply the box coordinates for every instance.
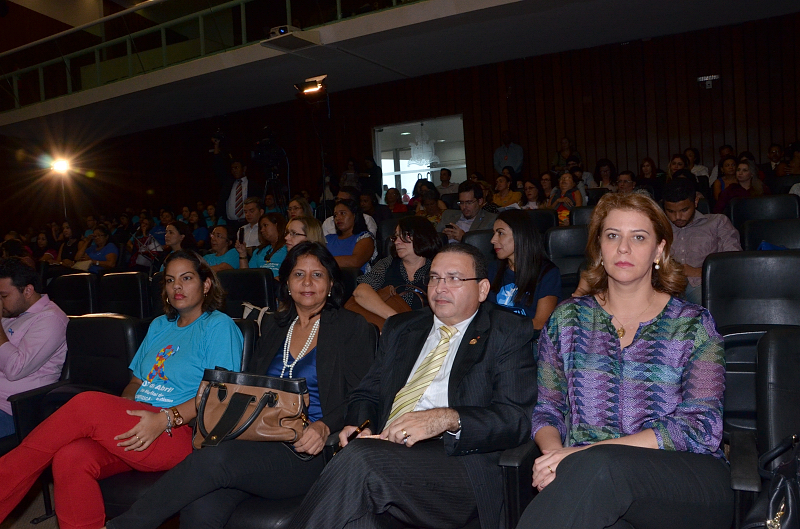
[457,199,478,207]
[427,275,480,288]
[287,206,302,212]
[285,230,306,238]
[390,234,413,243]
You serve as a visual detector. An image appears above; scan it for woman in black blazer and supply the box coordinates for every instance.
[105,242,377,529]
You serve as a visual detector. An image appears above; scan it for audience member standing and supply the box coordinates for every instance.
[213,139,262,226]
[551,137,581,173]
[436,168,459,195]
[493,130,524,176]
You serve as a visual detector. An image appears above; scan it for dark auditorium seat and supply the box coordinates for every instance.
[100,272,151,318]
[771,174,800,194]
[696,198,710,214]
[340,267,360,301]
[586,187,610,206]
[545,226,589,300]
[527,209,558,234]
[726,194,800,232]
[741,218,800,251]
[569,206,594,226]
[462,229,495,261]
[217,269,277,317]
[441,193,459,209]
[149,272,165,317]
[702,250,800,435]
[377,218,399,259]
[46,273,100,316]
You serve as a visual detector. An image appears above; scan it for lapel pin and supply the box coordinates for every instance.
[469,337,480,345]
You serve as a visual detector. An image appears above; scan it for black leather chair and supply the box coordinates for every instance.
[441,193,459,209]
[586,187,610,206]
[702,251,800,435]
[527,209,558,234]
[100,272,151,318]
[771,175,800,194]
[569,206,594,226]
[340,267,360,301]
[741,218,800,251]
[46,273,100,316]
[730,328,800,527]
[462,229,495,261]
[696,197,710,214]
[217,269,277,317]
[726,194,800,232]
[377,218,400,259]
[545,226,588,300]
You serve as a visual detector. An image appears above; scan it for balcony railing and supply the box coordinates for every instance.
[0,0,424,113]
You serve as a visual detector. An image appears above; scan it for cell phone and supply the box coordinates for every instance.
[446,224,456,230]
[238,228,245,244]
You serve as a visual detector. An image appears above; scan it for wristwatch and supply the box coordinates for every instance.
[170,407,184,426]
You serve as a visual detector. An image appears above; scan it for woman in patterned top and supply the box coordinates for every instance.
[517,192,732,529]
[352,216,442,319]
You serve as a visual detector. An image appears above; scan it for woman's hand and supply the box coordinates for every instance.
[531,446,587,491]
[234,240,247,258]
[293,421,331,455]
[114,409,169,451]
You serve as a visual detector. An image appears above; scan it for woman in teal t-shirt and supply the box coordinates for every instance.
[0,251,243,529]
[235,213,288,277]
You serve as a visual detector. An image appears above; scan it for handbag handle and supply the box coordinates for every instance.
[758,433,799,479]
[394,284,428,307]
[196,383,276,444]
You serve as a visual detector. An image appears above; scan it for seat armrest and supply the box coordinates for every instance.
[499,439,540,529]
[729,430,761,492]
[9,380,70,441]
[323,430,342,464]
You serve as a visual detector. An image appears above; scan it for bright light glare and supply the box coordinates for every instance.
[52,159,70,173]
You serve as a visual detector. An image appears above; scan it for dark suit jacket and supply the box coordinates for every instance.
[252,308,376,433]
[214,153,265,223]
[345,304,536,529]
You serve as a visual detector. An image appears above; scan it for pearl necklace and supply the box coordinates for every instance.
[281,316,320,378]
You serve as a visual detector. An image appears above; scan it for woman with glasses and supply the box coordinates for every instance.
[539,172,555,203]
[489,210,560,331]
[74,225,119,273]
[286,197,314,220]
[204,226,239,272]
[284,217,325,252]
[352,216,442,320]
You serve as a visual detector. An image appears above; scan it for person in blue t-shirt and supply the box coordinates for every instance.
[0,251,243,529]
[488,210,561,330]
[204,225,240,272]
[234,213,288,278]
[74,225,119,273]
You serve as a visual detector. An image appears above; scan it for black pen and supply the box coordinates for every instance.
[346,419,371,443]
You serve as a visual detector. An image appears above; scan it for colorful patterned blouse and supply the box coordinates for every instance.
[532,295,726,459]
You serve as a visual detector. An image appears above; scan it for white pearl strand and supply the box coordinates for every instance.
[281,316,320,378]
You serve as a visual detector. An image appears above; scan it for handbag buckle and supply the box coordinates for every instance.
[766,499,786,529]
[214,383,228,402]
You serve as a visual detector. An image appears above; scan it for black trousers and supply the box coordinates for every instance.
[287,438,477,529]
[516,445,734,529]
[106,440,325,529]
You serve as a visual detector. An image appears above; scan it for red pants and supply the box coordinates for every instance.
[0,392,193,529]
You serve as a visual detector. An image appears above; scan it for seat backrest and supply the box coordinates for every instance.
[149,272,165,317]
[527,209,558,234]
[696,198,710,215]
[757,328,800,464]
[569,206,594,226]
[65,314,145,393]
[378,218,399,247]
[702,251,800,327]
[315,200,336,222]
[235,319,259,372]
[100,272,151,318]
[742,218,800,251]
[772,175,800,194]
[47,273,100,316]
[728,195,800,232]
[340,267,360,301]
[441,193,459,210]
[586,187,610,206]
[217,269,277,317]
[545,226,588,268]
[462,229,496,262]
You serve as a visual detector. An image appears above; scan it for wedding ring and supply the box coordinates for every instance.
[136,435,140,441]
[401,430,407,437]
[547,465,554,474]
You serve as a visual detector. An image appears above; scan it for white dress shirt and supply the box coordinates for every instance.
[239,223,260,247]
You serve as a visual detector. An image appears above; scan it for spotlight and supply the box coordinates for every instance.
[294,75,327,95]
[52,159,70,173]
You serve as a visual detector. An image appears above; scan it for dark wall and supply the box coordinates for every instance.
[1,11,799,235]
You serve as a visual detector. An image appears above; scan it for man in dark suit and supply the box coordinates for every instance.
[212,138,263,227]
[288,243,536,529]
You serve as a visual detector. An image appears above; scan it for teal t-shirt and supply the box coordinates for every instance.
[130,311,243,407]
[248,245,286,277]
[248,246,269,269]
[204,248,240,269]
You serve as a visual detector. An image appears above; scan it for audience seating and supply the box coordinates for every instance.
[696,198,710,214]
[545,226,589,300]
[217,269,277,317]
[149,272,165,317]
[527,209,558,234]
[377,218,399,258]
[462,229,495,262]
[741,218,800,251]
[726,194,800,232]
[730,328,800,527]
[586,188,610,205]
[46,273,100,316]
[441,193,458,209]
[99,272,151,318]
[340,267,360,301]
[314,200,336,222]
[569,206,594,226]
[702,250,800,435]
[771,175,800,194]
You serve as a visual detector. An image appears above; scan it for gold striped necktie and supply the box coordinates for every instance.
[384,325,458,428]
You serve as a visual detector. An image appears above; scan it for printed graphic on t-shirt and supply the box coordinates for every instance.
[496,284,528,316]
[146,344,179,382]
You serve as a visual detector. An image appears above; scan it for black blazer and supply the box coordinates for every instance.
[252,308,376,433]
[345,303,536,529]
[214,153,265,223]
